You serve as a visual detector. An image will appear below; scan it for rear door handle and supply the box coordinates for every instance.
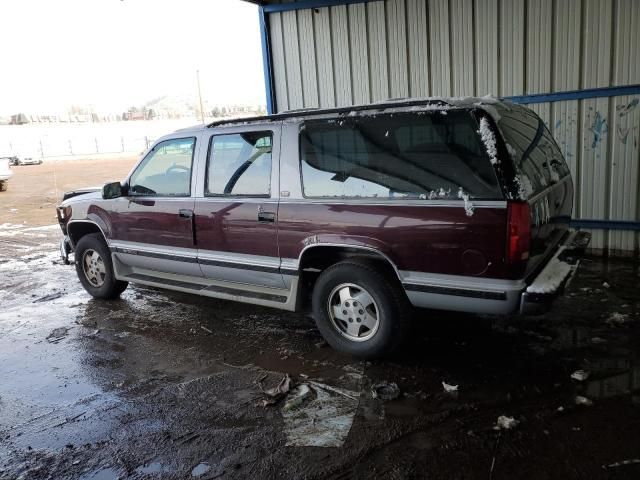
[179,209,193,218]
[258,211,276,222]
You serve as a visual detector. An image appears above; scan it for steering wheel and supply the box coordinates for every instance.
[166,164,190,176]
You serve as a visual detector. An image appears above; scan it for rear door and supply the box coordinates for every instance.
[194,125,283,288]
[497,107,573,275]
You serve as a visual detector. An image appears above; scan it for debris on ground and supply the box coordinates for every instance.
[570,370,590,382]
[258,374,291,406]
[602,281,610,288]
[590,337,607,344]
[46,327,70,343]
[442,381,459,393]
[575,395,594,407]
[314,340,328,349]
[282,381,360,447]
[282,384,313,412]
[371,382,400,401]
[33,292,64,303]
[494,416,519,430]
[199,325,212,334]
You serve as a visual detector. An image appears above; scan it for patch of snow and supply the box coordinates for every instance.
[478,117,499,165]
[570,370,590,382]
[526,252,573,294]
[458,188,475,217]
[442,381,459,393]
[505,143,517,159]
[607,312,629,325]
[574,395,593,407]
[514,174,534,200]
[494,415,519,430]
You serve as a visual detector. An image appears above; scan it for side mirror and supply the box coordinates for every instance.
[102,181,124,199]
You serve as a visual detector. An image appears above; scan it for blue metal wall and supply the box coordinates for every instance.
[260,0,640,255]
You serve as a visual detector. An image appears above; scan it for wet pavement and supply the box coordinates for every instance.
[1,225,639,479]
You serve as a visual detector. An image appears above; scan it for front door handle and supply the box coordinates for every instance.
[258,211,276,222]
[179,209,193,219]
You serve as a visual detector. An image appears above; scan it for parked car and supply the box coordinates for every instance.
[0,158,12,191]
[0,155,19,166]
[56,97,590,358]
[14,152,43,165]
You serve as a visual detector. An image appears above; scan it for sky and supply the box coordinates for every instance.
[0,0,265,115]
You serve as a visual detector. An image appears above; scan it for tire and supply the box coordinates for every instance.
[312,260,411,359]
[74,233,128,299]
[0,181,7,192]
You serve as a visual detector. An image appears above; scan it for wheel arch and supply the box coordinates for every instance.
[295,244,405,310]
[67,219,108,248]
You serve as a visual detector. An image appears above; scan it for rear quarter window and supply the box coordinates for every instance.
[299,111,503,200]
[498,107,570,197]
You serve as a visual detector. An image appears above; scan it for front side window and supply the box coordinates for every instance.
[206,132,272,197]
[129,137,195,196]
[300,111,502,199]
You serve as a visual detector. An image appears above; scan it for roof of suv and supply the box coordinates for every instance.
[174,96,514,134]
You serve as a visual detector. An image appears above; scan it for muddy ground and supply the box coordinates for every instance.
[1,157,136,226]
[1,163,640,479]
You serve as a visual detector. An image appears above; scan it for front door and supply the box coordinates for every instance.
[194,127,283,288]
[111,136,202,277]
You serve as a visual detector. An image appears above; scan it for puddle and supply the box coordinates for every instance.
[191,463,211,477]
[79,467,120,480]
[135,461,169,475]
[583,367,640,400]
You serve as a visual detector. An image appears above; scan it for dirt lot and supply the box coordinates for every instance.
[0,159,639,479]
[0,156,137,226]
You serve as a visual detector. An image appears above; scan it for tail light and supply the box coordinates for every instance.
[506,201,531,264]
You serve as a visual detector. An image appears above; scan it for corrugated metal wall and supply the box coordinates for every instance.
[266,0,640,255]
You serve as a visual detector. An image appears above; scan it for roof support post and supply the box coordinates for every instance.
[259,6,275,114]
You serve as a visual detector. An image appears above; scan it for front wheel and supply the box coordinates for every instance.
[74,233,128,299]
[0,181,7,192]
[311,261,411,359]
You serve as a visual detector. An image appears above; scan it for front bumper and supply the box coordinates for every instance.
[519,230,591,315]
[60,236,73,265]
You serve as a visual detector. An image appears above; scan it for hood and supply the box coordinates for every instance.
[61,187,103,204]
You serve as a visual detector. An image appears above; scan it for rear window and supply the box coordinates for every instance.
[299,111,503,200]
[498,108,570,196]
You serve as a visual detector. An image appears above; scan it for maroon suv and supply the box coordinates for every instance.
[57,97,590,358]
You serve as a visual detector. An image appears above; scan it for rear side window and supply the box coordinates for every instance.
[206,132,272,197]
[299,111,503,199]
[498,108,570,196]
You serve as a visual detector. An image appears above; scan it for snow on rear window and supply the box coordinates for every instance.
[478,117,498,165]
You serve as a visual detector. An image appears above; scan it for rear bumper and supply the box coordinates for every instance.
[519,230,591,315]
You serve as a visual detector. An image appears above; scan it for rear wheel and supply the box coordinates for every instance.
[312,261,411,358]
[74,233,128,299]
[0,181,7,192]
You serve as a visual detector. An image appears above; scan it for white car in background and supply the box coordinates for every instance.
[14,152,43,165]
[0,158,12,191]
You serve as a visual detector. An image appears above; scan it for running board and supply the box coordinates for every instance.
[113,260,298,311]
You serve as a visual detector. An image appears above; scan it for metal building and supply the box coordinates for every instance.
[246,0,640,256]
